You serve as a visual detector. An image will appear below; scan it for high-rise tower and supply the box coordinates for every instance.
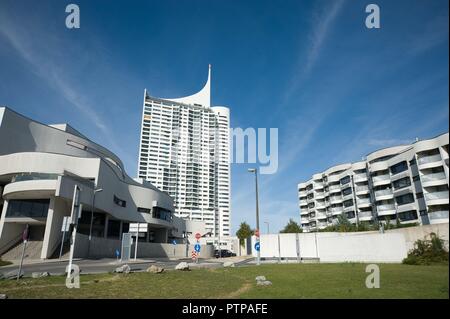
[137,66,231,245]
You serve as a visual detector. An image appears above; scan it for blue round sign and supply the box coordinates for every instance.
[115,249,120,257]
[172,239,177,245]
[194,243,201,252]
[254,242,260,251]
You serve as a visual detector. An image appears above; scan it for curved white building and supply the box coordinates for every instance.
[0,107,208,260]
[298,133,449,232]
[137,65,231,247]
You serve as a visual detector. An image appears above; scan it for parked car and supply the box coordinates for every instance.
[214,249,236,258]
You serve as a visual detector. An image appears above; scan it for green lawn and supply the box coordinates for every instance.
[0,263,448,299]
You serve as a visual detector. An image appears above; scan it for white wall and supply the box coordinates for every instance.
[252,231,409,263]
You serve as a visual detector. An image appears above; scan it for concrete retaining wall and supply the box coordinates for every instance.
[251,223,449,263]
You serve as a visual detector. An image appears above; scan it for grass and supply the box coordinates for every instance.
[0,263,448,299]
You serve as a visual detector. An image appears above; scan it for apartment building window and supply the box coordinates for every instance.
[107,219,121,239]
[390,161,408,175]
[137,207,151,214]
[342,187,352,196]
[395,193,414,206]
[398,210,418,221]
[6,199,50,218]
[113,195,127,207]
[393,177,411,190]
[343,199,353,207]
[340,176,350,185]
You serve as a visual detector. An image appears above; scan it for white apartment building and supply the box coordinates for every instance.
[137,66,231,246]
[298,133,449,232]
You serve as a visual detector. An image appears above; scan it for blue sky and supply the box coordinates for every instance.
[0,0,448,234]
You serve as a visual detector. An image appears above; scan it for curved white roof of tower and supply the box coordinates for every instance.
[158,64,211,108]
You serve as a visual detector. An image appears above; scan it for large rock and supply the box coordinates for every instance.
[115,264,131,274]
[255,275,266,282]
[223,261,235,268]
[147,265,164,273]
[0,294,7,299]
[257,280,272,286]
[32,272,50,279]
[175,262,189,271]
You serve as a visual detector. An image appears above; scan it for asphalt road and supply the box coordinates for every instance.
[0,257,253,278]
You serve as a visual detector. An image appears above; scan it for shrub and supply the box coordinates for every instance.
[402,232,449,265]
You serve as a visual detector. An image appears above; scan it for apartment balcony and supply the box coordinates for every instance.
[372,174,391,186]
[328,185,341,193]
[315,202,327,210]
[329,207,343,216]
[343,205,354,212]
[300,210,309,216]
[376,204,396,216]
[358,211,373,221]
[428,210,449,223]
[418,154,442,166]
[355,186,370,195]
[421,172,448,187]
[315,192,326,200]
[374,188,394,200]
[424,191,449,205]
[316,213,327,220]
[314,182,324,189]
[317,222,328,229]
[357,198,371,208]
[354,174,368,182]
[329,196,343,204]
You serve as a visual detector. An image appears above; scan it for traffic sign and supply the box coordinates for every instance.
[115,249,120,258]
[254,242,260,252]
[195,232,201,240]
[194,243,201,252]
[129,223,148,233]
[61,216,71,232]
[191,251,197,260]
[172,239,177,245]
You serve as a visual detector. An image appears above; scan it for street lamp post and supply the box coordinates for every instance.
[248,168,260,266]
[87,188,103,257]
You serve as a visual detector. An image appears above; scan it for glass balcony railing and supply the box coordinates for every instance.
[358,211,373,218]
[377,204,395,211]
[375,189,393,197]
[11,173,59,183]
[328,185,341,191]
[372,175,390,182]
[421,172,447,183]
[428,211,449,220]
[354,174,368,181]
[357,198,371,204]
[418,154,442,165]
[356,186,369,192]
[425,191,449,201]
[329,207,342,213]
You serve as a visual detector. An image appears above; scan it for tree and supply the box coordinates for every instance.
[236,222,253,246]
[280,218,303,233]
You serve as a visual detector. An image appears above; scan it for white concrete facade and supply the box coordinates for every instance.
[0,107,208,260]
[137,66,231,247]
[298,133,449,232]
